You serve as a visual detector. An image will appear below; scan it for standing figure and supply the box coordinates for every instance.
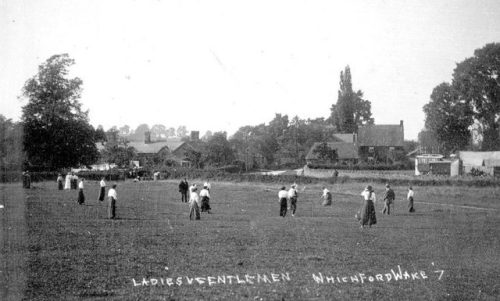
[189,185,200,220]
[358,185,377,228]
[382,183,395,215]
[288,184,298,216]
[71,173,78,190]
[179,178,189,203]
[22,171,31,189]
[278,186,288,217]
[98,177,106,201]
[57,174,64,190]
[108,184,118,219]
[321,187,332,206]
[64,173,71,190]
[77,178,85,205]
[407,186,416,213]
[200,183,211,213]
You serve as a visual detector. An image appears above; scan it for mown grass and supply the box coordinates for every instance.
[1,180,499,300]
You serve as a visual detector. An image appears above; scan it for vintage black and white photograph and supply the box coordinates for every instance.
[1,0,499,300]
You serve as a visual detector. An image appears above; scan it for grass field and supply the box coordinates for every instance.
[1,180,499,300]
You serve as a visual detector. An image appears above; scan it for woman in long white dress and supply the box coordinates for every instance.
[64,173,71,190]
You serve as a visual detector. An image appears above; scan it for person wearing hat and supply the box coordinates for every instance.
[200,183,211,213]
[108,184,118,219]
[358,185,377,228]
[57,174,64,190]
[189,185,201,220]
[321,187,332,206]
[178,178,189,203]
[382,183,395,215]
[278,186,288,217]
[287,183,299,216]
[98,177,106,201]
[77,178,85,205]
[407,186,416,213]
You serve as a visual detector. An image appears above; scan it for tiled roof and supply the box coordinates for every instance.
[357,125,404,147]
[306,142,359,160]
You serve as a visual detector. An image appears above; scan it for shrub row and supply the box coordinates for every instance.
[2,168,499,187]
[307,163,413,171]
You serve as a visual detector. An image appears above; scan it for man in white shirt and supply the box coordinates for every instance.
[108,184,118,219]
[278,186,288,217]
[407,186,415,213]
[98,178,106,201]
[287,184,298,217]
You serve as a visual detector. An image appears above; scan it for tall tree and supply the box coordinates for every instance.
[0,115,24,171]
[423,83,473,154]
[21,54,98,170]
[151,124,167,139]
[204,132,234,166]
[176,125,188,138]
[329,66,374,133]
[452,43,500,150]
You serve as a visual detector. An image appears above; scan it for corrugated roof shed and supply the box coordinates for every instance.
[357,124,404,147]
[459,151,500,166]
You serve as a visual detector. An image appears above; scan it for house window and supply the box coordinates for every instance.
[368,147,375,153]
[389,147,395,151]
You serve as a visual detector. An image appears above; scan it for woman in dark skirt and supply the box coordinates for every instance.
[199,184,211,213]
[57,174,64,190]
[358,185,377,228]
[77,178,85,205]
[98,177,106,201]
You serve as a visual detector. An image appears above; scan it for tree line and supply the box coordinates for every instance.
[2,42,497,172]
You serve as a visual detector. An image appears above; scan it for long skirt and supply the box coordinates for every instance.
[408,197,415,213]
[359,199,377,226]
[279,198,288,217]
[290,197,297,214]
[64,178,71,190]
[58,180,64,190]
[108,197,116,219]
[98,187,106,201]
[322,195,332,206]
[189,202,200,220]
[200,196,211,212]
[77,189,85,205]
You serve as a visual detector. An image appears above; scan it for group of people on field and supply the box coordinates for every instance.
[51,171,416,228]
[356,184,416,229]
[56,174,118,219]
[179,178,212,221]
[279,182,416,229]
[278,184,299,217]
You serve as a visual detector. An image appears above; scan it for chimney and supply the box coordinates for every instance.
[190,131,199,141]
[144,131,151,144]
[106,131,118,145]
[352,132,357,143]
[400,120,404,127]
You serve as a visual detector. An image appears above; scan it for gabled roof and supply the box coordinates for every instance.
[357,124,404,147]
[306,142,359,160]
[128,141,172,154]
[96,138,187,154]
[332,133,356,143]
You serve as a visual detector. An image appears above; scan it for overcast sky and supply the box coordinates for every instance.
[1,0,499,139]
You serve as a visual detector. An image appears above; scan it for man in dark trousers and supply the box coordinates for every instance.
[179,178,189,203]
[382,183,395,215]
